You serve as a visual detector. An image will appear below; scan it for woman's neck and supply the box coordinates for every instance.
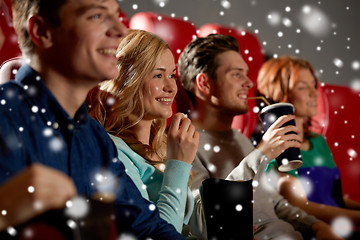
[129,118,152,145]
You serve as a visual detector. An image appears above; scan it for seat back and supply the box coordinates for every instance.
[130,12,197,64]
[310,83,329,136]
[0,0,22,65]
[319,84,360,201]
[198,24,266,138]
[119,9,130,28]
[0,56,22,84]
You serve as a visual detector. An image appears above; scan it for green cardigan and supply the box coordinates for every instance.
[110,134,194,233]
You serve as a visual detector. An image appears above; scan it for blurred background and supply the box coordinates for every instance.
[117,0,360,89]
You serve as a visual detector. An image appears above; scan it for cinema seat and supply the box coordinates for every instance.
[319,84,360,201]
[119,9,130,28]
[0,0,22,65]
[198,24,266,138]
[0,56,22,84]
[309,82,360,201]
[129,12,197,63]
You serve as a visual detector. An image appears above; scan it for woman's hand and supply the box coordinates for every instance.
[256,114,302,161]
[167,113,199,164]
[312,221,345,240]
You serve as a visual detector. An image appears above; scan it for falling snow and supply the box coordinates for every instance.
[331,216,353,237]
[148,203,156,211]
[93,170,117,195]
[0,1,359,239]
[65,196,89,219]
[49,137,64,152]
[118,233,137,240]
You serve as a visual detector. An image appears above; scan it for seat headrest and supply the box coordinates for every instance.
[129,12,197,63]
[0,57,23,84]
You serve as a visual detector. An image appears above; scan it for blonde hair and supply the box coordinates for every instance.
[257,56,318,138]
[89,29,171,166]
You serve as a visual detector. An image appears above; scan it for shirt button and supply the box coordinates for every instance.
[52,122,59,129]
[68,124,74,131]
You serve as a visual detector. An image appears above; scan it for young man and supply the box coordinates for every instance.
[178,34,342,240]
[0,0,185,239]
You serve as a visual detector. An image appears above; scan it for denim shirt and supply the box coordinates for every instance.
[0,65,185,239]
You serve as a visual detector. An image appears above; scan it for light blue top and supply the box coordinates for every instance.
[110,134,194,233]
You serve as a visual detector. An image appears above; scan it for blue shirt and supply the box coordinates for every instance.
[0,65,185,239]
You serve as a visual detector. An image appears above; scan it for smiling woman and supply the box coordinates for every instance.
[257,56,360,237]
[89,29,199,234]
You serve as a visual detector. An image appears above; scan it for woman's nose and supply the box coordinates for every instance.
[164,77,177,93]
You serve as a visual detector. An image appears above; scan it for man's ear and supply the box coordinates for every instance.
[195,73,213,96]
[27,15,53,49]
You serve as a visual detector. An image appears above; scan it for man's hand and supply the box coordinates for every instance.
[0,163,77,231]
[256,114,302,161]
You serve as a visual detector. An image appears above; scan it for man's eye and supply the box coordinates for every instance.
[233,73,241,78]
[90,14,102,20]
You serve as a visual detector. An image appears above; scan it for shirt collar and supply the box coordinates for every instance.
[14,64,90,132]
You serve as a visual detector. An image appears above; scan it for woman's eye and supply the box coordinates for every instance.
[170,74,176,79]
[297,86,307,91]
[153,74,162,78]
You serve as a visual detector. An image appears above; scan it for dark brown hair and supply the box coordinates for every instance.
[178,34,239,94]
[11,0,66,54]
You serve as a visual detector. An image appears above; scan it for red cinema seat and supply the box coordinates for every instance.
[198,24,266,138]
[309,82,329,136]
[129,12,198,125]
[0,56,22,84]
[0,0,22,65]
[129,12,197,63]
[319,84,360,202]
[119,9,130,28]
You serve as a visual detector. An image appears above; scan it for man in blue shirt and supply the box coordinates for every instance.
[0,0,185,239]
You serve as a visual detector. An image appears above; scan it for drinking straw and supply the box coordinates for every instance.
[248,96,271,106]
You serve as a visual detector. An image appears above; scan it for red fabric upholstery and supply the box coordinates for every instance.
[0,0,21,65]
[119,9,130,28]
[198,24,266,138]
[310,83,360,201]
[310,83,329,136]
[319,84,360,201]
[0,56,22,83]
[129,12,197,64]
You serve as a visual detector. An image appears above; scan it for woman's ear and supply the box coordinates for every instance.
[195,73,212,96]
[27,15,53,49]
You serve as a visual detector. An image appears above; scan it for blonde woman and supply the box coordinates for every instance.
[89,29,199,233]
